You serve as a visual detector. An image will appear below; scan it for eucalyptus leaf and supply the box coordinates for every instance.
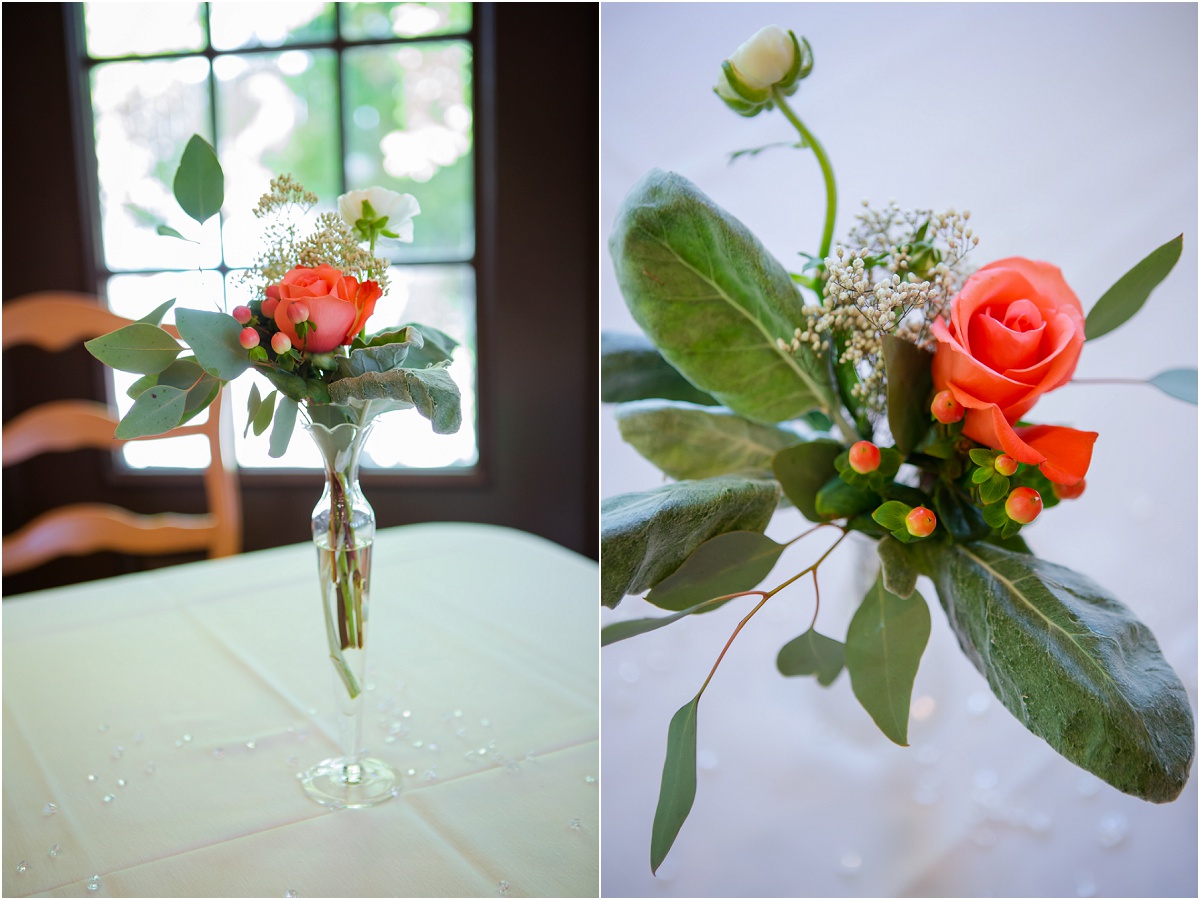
[616,400,799,481]
[601,331,717,405]
[156,225,195,243]
[173,134,224,226]
[329,366,462,434]
[1085,234,1183,340]
[602,596,737,647]
[157,357,220,422]
[777,628,845,685]
[114,385,188,439]
[175,308,250,380]
[377,323,457,369]
[646,530,785,612]
[84,323,182,375]
[877,535,919,599]
[1149,368,1197,404]
[347,326,423,374]
[136,299,176,326]
[772,439,842,523]
[845,570,931,746]
[609,170,835,424]
[245,384,263,439]
[126,373,157,400]
[600,476,780,608]
[258,365,308,402]
[883,335,934,456]
[814,476,877,519]
[269,396,298,458]
[252,389,277,437]
[651,696,699,875]
[921,541,1194,801]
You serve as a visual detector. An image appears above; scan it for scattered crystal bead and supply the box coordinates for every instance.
[43,802,57,815]
[1076,876,1097,897]
[285,891,299,898]
[87,875,101,891]
[401,710,412,718]
[480,718,491,727]
[16,861,28,873]
[455,728,467,739]
[423,769,438,781]
[175,740,183,748]
[133,732,145,744]
[498,881,510,894]
[111,746,124,759]
[405,768,417,777]
[245,741,256,750]
[1098,813,1128,848]
[584,775,596,784]
[98,724,109,733]
[412,740,424,749]
[428,742,439,752]
[568,818,581,830]
[838,851,862,874]
[287,756,300,767]
[365,682,376,692]
[103,794,115,803]
[453,709,463,718]
[144,762,156,774]
[182,734,192,742]
[384,735,397,744]
[48,844,61,858]
[505,762,521,774]
[213,748,225,760]
[87,773,98,782]
[116,779,126,788]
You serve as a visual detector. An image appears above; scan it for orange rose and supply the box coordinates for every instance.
[931,257,1096,485]
[269,264,381,354]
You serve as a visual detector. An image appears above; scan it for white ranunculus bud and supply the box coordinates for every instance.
[338,187,421,243]
[728,25,795,91]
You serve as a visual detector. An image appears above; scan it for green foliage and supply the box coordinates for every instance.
[933,481,990,543]
[609,170,835,424]
[269,396,298,458]
[845,570,930,746]
[600,476,780,608]
[156,357,220,424]
[838,446,901,493]
[776,628,845,685]
[646,531,785,613]
[883,335,934,456]
[175,308,251,380]
[346,326,424,374]
[328,366,462,434]
[877,535,919,598]
[978,471,1010,506]
[600,331,717,406]
[921,542,1195,801]
[84,323,182,375]
[616,401,800,481]
[384,323,458,369]
[968,448,999,468]
[173,134,224,226]
[245,384,275,438]
[1149,368,1197,404]
[1085,234,1183,341]
[156,225,195,243]
[136,299,176,326]
[651,697,700,875]
[126,374,157,400]
[258,365,308,403]
[772,439,842,522]
[814,477,876,519]
[114,385,188,439]
[601,602,720,647]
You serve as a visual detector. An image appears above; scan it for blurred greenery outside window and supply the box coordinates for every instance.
[73,2,479,471]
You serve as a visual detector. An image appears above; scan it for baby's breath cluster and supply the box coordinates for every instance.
[787,202,979,413]
[242,175,391,298]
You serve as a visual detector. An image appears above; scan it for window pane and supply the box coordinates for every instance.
[341,3,471,41]
[344,42,473,263]
[83,3,206,58]
[209,2,335,51]
[91,59,221,271]
[215,50,341,268]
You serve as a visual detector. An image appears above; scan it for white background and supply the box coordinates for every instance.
[600,3,1197,897]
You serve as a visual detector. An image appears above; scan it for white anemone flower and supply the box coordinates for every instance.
[337,187,421,243]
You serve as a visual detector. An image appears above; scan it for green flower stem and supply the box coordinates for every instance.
[772,87,837,262]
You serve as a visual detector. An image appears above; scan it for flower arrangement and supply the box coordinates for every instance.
[601,26,1195,873]
[85,135,463,699]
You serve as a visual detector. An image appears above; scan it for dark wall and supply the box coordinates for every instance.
[2,3,598,595]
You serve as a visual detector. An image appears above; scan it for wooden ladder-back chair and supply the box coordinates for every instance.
[3,291,242,576]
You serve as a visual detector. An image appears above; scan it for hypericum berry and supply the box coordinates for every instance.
[931,389,964,424]
[905,506,937,537]
[1054,478,1086,501]
[994,454,1019,477]
[238,327,260,350]
[231,305,253,325]
[271,332,292,354]
[1005,487,1043,524]
[287,301,310,324]
[848,441,881,474]
[261,297,280,318]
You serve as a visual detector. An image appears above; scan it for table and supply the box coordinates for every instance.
[3,524,598,897]
[601,4,1197,896]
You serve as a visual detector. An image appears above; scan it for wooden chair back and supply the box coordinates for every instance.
[3,291,242,575]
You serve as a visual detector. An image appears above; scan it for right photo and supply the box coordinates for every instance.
[600,3,1197,898]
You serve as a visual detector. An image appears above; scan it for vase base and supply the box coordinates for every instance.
[300,756,398,808]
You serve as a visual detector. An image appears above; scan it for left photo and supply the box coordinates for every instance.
[2,4,598,897]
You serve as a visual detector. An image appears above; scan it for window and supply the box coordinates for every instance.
[72,2,480,471]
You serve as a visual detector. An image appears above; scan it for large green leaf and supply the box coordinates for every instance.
[645,530,785,612]
[777,628,845,685]
[616,400,799,481]
[173,134,224,226]
[845,570,931,746]
[921,541,1194,801]
[1149,368,1197,404]
[609,170,834,424]
[175,308,251,380]
[602,602,715,647]
[269,396,298,458]
[876,535,919,599]
[651,696,699,875]
[84,323,181,375]
[601,331,717,405]
[772,439,842,522]
[1085,234,1183,341]
[346,326,424,375]
[600,476,779,608]
[113,385,188,439]
[383,323,458,369]
[329,366,462,434]
[883,335,934,456]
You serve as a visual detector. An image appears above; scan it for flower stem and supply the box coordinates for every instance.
[772,87,837,262]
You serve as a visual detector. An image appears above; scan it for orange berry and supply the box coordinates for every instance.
[238,327,260,350]
[905,506,937,537]
[931,389,965,424]
[1005,487,1043,524]
[287,301,310,324]
[1054,478,1086,500]
[994,454,1018,477]
[232,305,252,325]
[848,441,881,474]
[270,332,292,354]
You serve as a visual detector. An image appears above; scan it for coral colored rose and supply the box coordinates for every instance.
[268,264,381,354]
[931,257,1097,485]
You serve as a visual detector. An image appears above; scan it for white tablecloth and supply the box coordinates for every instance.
[3,524,598,897]
[601,3,1197,897]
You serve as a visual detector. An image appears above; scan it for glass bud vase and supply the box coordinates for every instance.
[299,419,397,808]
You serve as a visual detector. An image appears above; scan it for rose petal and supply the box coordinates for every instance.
[1015,424,1097,485]
[969,309,1046,372]
[962,404,1047,466]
